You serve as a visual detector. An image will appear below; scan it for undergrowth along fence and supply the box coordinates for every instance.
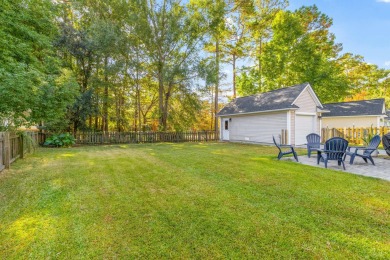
[321,126,390,144]
[39,131,219,145]
[0,132,38,172]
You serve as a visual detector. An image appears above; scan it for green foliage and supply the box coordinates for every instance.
[257,6,349,101]
[20,131,38,152]
[362,125,376,146]
[339,53,390,106]
[237,69,260,96]
[133,0,206,130]
[1,0,389,133]
[43,133,75,147]
[31,68,79,132]
[0,0,58,128]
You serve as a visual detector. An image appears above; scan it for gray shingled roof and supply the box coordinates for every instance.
[322,99,386,117]
[218,83,309,116]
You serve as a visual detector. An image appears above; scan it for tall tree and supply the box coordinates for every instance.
[134,0,205,130]
[194,0,228,132]
[0,0,77,130]
[340,53,390,105]
[244,0,288,91]
[238,5,349,102]
[221,3,249,98]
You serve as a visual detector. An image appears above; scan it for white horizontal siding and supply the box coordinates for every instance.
[322,116,380,128]
[229,112,288,143]
[294,89,317,113]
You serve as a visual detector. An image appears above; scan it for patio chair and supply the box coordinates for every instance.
[317,137,348,170]
[272,136,298,162]
[306,133,321,158]
[345,135,381,165]
[383,133,390,156]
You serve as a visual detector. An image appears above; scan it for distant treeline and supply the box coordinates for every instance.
[1,0,389,133]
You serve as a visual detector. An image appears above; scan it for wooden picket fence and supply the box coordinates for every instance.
[0,132,39,172]
[38,131,219,145]
[75,131,219,144]
[321,126,390,144]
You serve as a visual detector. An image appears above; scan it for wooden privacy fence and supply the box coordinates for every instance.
[321,126,390,144]
[0,132,38,172]
[38,131,219,145]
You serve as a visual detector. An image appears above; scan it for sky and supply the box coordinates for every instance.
[288,0,390,69]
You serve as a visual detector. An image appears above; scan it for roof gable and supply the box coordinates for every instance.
[322,99,386,117]
[218,83,311,116]
[292,84,323,108]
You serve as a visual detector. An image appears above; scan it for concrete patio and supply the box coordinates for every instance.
[295,153,390,181]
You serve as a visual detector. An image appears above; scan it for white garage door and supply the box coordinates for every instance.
[295,115,316,145]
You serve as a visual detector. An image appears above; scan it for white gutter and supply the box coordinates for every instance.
[218,108,298,117]
[295,112,317,116]
[322,115,382,118]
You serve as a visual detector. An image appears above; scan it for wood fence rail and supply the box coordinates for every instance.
[321,126,390,144]
[0,132,38,172]
[39,131,219,145]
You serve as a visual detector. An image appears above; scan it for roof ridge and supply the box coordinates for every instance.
[234,83,308,100]
[324,98,385,105]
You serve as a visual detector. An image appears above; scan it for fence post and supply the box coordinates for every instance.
[19,134,24,159]
[4,132,10,169]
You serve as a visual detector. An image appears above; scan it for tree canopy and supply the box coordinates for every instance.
[0,0,388,132]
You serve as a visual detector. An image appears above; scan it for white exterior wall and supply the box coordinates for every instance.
[322,116,380,128]
[293,88,318,113]
[293,88,320,144]
[223,112,288,144]
[322,116,379,128]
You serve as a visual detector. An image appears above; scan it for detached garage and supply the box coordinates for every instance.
[218,83,325,146]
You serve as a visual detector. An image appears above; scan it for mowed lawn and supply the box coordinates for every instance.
[0,143,389,259]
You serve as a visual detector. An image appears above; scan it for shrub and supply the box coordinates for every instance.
[44,133,75,147]
[362,125,376,146]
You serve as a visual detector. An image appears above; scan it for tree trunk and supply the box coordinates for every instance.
[88,116,92,129]
[158,62,165,131]
[258,38,262,91]
[136,48,142,133]
[137,86,141,132]
[103,56,109,132]
[116,89,121,132]
[134,87,138,131]
[162,90,170,131]
[136,50,141,132]
[94,92,99,130]
[95,116,98,131]
[233,53,236,98]
[214,39,220,133]
[210,87,214,130]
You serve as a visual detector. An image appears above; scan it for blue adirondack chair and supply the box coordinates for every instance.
[345,135,381,165]
[273,136,298,162]
[383,133,390,156]
[317,137,348,170]
[306,133,321,158]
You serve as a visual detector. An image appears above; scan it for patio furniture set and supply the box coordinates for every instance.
[273,133,390,170]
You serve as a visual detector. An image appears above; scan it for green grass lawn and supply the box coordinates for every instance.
[0,143,389,259]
